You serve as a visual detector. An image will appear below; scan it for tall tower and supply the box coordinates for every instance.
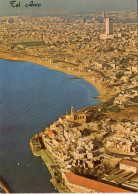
[106,18,113,35]
[71,106,75,121]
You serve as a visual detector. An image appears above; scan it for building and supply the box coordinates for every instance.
[105,137,137,155]
[106,18,113,35]
[82,16,86,24]
[62,172,131,193]
[120,160,138,173]
[102,11,105,18]
[122,181,138,192]
[100,17,115,39]
[59,106,86,124]
[29,135,42,152]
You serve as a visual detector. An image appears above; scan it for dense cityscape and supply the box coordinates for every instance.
[0,8,138,193]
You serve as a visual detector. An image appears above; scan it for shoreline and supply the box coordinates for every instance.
[29,143,70,193]
[0,49,113,193]
[0,49,117,193]
[0,49,115,103]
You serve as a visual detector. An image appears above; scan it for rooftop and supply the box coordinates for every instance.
[120,160,138,168]
[64,172,131,193]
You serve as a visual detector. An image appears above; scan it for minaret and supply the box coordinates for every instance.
[71,106,75,121]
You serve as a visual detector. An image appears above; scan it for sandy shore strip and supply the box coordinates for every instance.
[0,49,115,103]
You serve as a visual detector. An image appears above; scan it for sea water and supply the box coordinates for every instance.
[0,59,99,193]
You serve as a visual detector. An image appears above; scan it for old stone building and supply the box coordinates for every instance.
[105,137,137,155]
[59,106,86,124]
[29,135,42,152]
[120,160,138,173]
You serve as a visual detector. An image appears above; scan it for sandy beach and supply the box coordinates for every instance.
[0,49,115,103]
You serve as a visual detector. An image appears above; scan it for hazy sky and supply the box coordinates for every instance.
[0,0,137,15]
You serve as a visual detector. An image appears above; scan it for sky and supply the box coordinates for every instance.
[0,0,137,15]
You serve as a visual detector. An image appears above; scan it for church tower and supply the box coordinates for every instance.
[71,106,75,121]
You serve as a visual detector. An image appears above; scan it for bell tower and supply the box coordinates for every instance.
[71,106,75,121]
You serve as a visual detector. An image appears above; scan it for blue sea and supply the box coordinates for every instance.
[0,59,99,193]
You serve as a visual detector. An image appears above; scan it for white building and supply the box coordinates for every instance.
[106,18,113,35]
[100,17,114,40]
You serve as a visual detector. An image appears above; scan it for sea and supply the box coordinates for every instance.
[0,59,100,193]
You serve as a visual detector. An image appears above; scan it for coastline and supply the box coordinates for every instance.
[0,49,109,193]
[0,49,115,103]
[29,141,70,193]
[2,49,137,193]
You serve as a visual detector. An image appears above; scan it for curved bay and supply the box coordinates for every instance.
[0,59,99,193]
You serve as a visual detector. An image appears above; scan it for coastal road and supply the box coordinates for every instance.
[40,149,54,165]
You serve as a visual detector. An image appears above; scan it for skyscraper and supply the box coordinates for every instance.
[100,17,114,39]
[106,18,113,35]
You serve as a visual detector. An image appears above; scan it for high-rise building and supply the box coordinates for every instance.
[106,18,113,35]
[100,17,114,39]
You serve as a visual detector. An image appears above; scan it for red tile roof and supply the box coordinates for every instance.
[120,159,138,168]
[48,130,53,134]
[64,172,132,193]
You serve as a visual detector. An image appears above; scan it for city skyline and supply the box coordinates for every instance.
[0,0,137,16]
